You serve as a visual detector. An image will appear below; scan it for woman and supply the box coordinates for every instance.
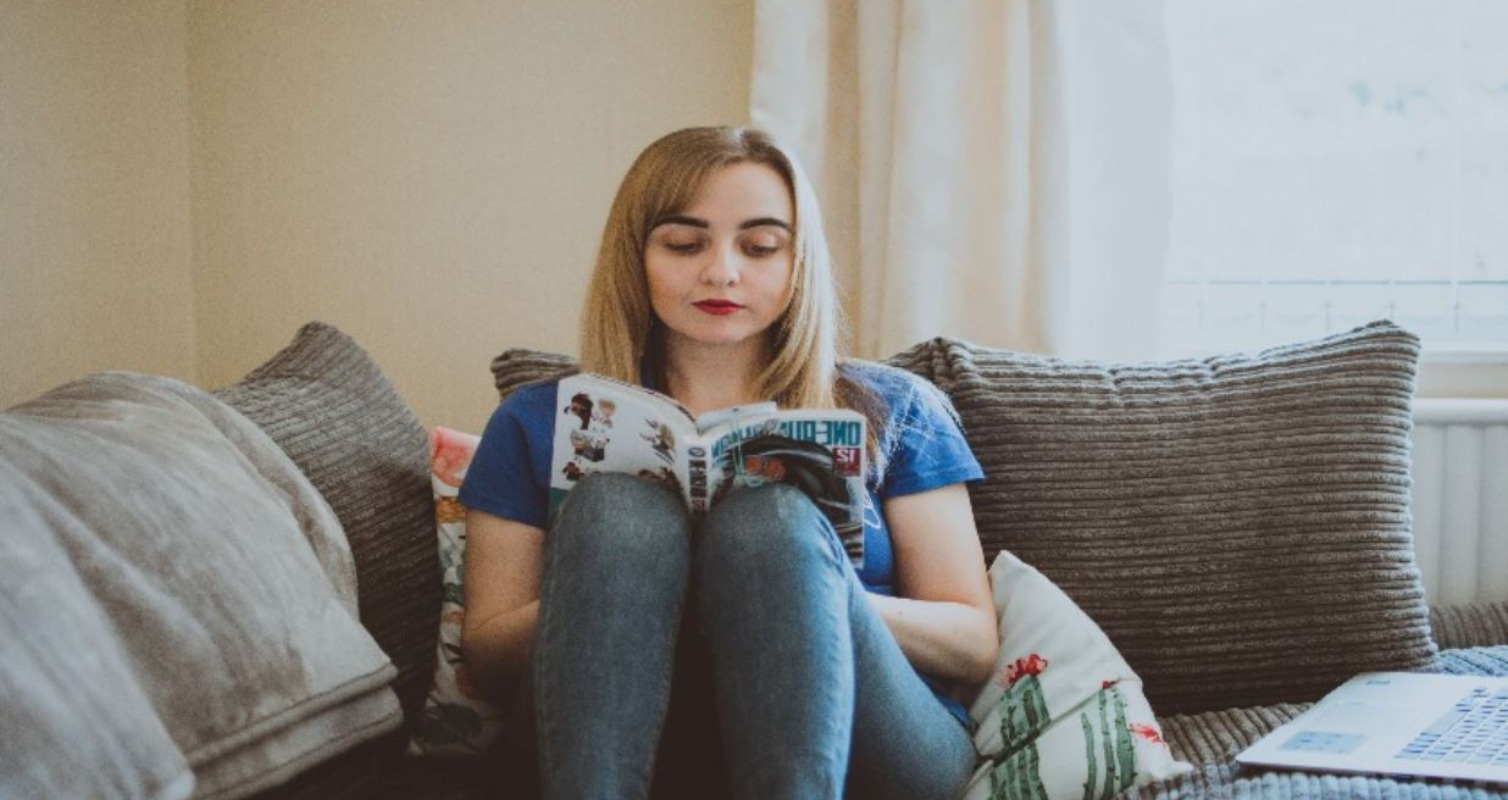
[458,126,997,800]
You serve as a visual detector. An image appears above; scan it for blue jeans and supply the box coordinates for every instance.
[509,472,976,800]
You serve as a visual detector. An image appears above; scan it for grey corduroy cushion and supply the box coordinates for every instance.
[490,348,577,401]
[1431,601,1508,651]
[887,321,1439,715]
[214,323,439,761]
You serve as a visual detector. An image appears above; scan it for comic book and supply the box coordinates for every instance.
[550,372,868,566]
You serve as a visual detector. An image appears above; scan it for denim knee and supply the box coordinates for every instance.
[696,483,848,581]
[550,472,692,572]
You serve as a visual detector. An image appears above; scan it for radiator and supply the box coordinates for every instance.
[1410,399,1508,607]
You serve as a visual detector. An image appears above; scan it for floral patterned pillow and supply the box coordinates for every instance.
[961,551,1192,799]
[406,427,505,756]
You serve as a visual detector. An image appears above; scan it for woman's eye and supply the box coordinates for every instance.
[742,241,782,257]
[664,241,703,254]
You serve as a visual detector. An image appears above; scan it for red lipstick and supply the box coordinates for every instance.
[694,300,743,316]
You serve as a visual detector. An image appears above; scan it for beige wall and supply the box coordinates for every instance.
[2,1,752,428]
[1,0,197,409]
[188,1,755,430]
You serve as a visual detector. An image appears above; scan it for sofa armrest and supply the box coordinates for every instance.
[1430,601,1508,650]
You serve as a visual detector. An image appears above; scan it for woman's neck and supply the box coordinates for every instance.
[661,340,772,416]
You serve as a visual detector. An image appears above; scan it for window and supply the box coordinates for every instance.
[1160,0,1508,359]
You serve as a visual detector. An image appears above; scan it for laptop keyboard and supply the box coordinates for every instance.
[1395,686,1508,766]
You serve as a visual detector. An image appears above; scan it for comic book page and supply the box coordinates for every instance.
[704,411,867,566]
[548,374,695,517]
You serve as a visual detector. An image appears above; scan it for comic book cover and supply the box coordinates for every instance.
[549,373,868,566]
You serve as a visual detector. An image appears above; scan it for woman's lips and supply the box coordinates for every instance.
[693,300,743,316]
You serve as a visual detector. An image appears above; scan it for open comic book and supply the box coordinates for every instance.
[550,372,868,567]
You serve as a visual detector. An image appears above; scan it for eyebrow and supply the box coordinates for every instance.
[652,214,792,232]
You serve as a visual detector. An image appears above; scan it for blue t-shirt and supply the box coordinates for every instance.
[458,360,985,720]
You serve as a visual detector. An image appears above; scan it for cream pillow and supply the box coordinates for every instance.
[407,427,505,756]
[961,551,1192,799]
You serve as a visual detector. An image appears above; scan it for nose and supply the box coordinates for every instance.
[699,242,741,286]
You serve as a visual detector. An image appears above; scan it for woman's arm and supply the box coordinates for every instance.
[459,509,545,703]
[870,483,998,685]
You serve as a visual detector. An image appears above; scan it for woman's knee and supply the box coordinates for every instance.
[551,472,691,567]
[696,483,844,576]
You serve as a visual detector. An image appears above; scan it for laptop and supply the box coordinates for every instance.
[1236,672,1508,785]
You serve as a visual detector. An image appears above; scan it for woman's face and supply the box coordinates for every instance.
[644,161,795,362]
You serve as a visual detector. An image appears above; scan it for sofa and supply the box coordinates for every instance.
[3,319,1506,800]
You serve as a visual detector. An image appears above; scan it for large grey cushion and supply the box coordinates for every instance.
[215,321,439,735]
[0,373,401,800]
[887,321,1439,714]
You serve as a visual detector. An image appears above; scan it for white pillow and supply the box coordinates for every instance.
[960,551,1192,799]
[407,427,505,756]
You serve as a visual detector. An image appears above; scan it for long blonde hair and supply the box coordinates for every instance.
[578,126,843,411]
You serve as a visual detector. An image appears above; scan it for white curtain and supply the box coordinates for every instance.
[751,0,1174,360]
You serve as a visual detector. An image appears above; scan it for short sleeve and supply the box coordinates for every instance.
[457,383,556,530]
[879,374,984,498]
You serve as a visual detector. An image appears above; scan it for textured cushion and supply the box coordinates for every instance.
[1,372,401,800]
[215,322,439,735]
[962,551,1190,799]
[1435,645,1508,678]
[888,321,1439,714]
[1431,602,1508,651]
[490,348,576,401]
[408,427,506,756]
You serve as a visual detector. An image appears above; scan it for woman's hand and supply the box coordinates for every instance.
[870,484,998,685]
[458,509,545,703]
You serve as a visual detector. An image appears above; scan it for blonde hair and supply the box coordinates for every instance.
[578,126,842,411]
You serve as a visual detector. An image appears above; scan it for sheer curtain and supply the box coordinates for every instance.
[751,0,1173,360]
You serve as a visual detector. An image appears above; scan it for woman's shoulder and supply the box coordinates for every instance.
[838,359,953,415]
[838,358,935,397]
[503,379,563,406]
[490,378,566,428]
